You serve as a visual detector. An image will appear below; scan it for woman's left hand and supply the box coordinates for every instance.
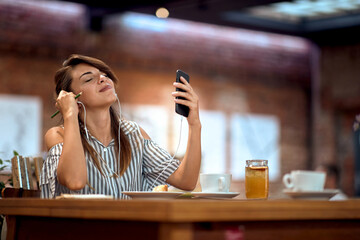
[172,76,200,127]
[169,76,202,191]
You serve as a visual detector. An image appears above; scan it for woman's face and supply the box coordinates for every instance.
[70,63,117,108]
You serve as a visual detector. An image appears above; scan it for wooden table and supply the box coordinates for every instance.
[1,198,360,240]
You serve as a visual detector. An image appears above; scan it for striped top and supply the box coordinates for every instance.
[40,120,180,199]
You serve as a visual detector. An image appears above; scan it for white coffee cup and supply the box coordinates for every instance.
[283,170,326,192]
[200,173,231,193]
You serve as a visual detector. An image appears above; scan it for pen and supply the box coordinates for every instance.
[50,92,82,118]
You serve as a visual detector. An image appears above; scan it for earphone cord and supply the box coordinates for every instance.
[149,116,183,190]
[79,99,184,194]
[116,97,121,177]
[116,96,122,193]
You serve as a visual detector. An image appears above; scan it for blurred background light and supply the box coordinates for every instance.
[156,7,169,18]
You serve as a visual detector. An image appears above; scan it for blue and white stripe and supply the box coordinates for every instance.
[39,120,180,199]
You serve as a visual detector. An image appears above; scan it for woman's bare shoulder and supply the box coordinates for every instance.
[45,126,64,150]
[139,126,151,140]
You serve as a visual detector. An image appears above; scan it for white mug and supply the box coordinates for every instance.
[200,173,231,193]
[283,170,326,192]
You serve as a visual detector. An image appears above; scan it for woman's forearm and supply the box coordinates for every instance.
[169,75,201,191]
[168,123,202,191]
[57,113,87,190]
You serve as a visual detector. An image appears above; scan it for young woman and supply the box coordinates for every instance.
[40,54,201,198]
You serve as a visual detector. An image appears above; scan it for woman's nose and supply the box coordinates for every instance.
[99,75,106,83]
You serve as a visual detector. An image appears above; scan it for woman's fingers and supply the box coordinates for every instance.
[57,91,76,103]
[174,98,197,109]
[172,90,193,101]
[55,91,79,118]
[173,77,199,102]
[180,76,191,88]
[172,75,200,125]
[172,89,199,110]
[173,77,192,92]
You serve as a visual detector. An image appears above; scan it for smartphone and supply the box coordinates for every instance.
[175,69,190,117]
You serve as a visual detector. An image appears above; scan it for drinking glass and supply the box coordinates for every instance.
[245,160,269,199]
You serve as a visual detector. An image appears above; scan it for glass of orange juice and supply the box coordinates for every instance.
[245,160,269,199]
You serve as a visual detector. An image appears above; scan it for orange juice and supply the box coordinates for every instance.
[245,160,269,199]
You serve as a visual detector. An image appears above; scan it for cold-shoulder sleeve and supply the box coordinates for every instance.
[120,119,181,191]
[39,143,63,198]
[142,139,181,190]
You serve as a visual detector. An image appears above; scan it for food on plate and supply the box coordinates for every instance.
[152,185,168,192]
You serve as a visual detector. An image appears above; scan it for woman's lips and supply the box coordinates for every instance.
[100,85,112,92]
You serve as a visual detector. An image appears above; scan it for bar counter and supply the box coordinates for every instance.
[1,198,360,240]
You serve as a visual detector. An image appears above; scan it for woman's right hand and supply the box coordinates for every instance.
[55,90,87,190]
[55,90,79,119]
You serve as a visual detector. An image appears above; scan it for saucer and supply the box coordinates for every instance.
[283,189,340,200]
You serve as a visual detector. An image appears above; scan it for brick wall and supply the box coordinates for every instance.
[0,1,316,197]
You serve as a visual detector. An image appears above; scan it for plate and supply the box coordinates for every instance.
[56,194,114,200]
[190,192,240,199]
[122,191,184,199]
[283,189,340,200]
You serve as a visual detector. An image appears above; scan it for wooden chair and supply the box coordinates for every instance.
[2,156,41,240]
[1,187,40,198]
[10,155,44,190]
[11,155,34,190]
[33,157,44,189]
[1,155,42,198]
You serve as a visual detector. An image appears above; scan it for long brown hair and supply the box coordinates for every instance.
[54,54,131,176]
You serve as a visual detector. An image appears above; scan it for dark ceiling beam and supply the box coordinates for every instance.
[59,0,360,45]
[191,0,283,11]
[61,0,283,9]
[61,0,168,8]
[65,0,284,32]
[220,11,360,35]
[305,25,360,45]
[305,13,360,32]
[134,0,283,30]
